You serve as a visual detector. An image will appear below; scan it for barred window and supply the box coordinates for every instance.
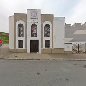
[44,24,50,37]
[45,40,50,48]
[18,24,24,37]
[31,24,37,37]
[18,40,23,48]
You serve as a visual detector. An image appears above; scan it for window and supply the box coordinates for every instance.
[18,24,24,37]
[45,40,50,48]
[44,24,50,37]
[18,40,23,48]
[31,24,37,37]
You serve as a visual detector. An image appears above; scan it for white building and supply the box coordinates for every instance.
[9,9,65,54]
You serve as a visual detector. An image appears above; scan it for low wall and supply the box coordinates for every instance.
[9,48,72,54]
[9,49,27,53]
[41,49,52,54]
[52,48,64,54]
[64,51,72,54]
[0,47,10,55]
[42,48,64,54]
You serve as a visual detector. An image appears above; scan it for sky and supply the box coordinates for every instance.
[0,0,86,32]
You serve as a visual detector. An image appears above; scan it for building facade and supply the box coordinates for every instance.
[9,9,65,54]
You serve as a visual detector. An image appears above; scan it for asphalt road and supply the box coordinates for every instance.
[0,60,86,86]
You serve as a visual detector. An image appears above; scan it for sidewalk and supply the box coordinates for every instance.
[6,53,86,61]
[1,45,86,61]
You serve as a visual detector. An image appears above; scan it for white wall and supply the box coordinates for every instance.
[64,44,72,51]
[43,21,52,48]
[27,9,41,53]
[53,17,65,48]
[16,20,26,49]
[72,42,85,44]
[64,38,73,43]
[64,42,86,52]
[9,16,14,49]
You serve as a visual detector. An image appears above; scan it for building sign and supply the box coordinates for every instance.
[30,10,38,19]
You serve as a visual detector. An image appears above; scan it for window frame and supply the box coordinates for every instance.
[45,40,50,48]
[18,40,23,48]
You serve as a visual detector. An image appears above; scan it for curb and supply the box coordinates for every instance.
[66,59,86,61]
[1,57,86,61]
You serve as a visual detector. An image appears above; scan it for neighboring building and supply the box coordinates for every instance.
[0,32,9,44]
[9,9,65,54]
[65,23,86,53]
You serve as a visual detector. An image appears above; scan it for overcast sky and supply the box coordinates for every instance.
[0,0,86,32]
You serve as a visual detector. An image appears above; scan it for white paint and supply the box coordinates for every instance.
[16,20,26,49]
[27,9,41,53]
[64,38,73,42]
[43,21,52,48]
[53,17,65,48]
[64,44,72,51]
[74,30,86,34]
[9,16,14,49]
[72,42,85,44]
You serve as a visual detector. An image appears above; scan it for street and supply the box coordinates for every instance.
[0,60,86,86]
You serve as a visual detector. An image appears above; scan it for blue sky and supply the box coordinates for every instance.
[0,0,86,32]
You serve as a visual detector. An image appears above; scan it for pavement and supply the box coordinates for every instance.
[7,53,86,61]
[1,45,86,86]
[0,60,86,86]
